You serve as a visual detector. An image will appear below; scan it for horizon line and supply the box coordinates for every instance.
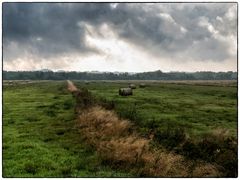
[3,69,237,73]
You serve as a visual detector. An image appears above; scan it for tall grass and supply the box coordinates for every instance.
[93,96,237,177]
[72,82,236,177]
[76,106,221,177]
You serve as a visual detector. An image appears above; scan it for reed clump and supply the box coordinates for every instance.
[76,106,221,177]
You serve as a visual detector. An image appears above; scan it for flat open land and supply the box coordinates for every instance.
[3,81,131,177]
[74,80,237,137]
[3,80,237,177]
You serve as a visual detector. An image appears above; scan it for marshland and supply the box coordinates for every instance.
[3,2,238,177]
[3,80,237,177]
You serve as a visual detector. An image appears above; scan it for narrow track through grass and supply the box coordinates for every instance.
[3,81,132,177]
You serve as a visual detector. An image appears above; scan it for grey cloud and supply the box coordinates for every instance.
[111,3,237,61]
[3,3,113,61]
[3,3,237,63]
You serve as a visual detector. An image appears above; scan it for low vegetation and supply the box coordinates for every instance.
[76,106,221,177]
[3,81,131,177]
[3,80,237,177]
[74,80,237,177]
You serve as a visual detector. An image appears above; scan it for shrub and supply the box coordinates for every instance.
[145,119,159,130]
[74,88,95,113]
[154,126,187,149]
[96,97,115,110]
[176,129,237,177]
[63,100,73,110]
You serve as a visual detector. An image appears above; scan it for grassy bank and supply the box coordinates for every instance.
[3,81,132,177]
[73,80,237,177]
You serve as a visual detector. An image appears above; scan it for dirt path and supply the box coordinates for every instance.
[67,80,78,92]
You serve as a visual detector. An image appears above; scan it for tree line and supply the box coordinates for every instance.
[3,70,237,80]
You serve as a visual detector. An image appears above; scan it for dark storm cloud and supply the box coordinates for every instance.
[3,3,113,60]
[3,3,237,62]
[106,3,237,61]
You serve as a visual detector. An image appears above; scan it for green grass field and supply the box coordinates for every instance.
[74,81,237,137]
[3,80,237,177]
[74,80,237,177]
[3,81,132,177]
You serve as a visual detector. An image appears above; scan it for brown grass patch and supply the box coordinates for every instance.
[192,163,221,177]
[67,80,223,177]
[76,106,221,177]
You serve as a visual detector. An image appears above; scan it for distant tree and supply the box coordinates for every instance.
[2,70,237,81]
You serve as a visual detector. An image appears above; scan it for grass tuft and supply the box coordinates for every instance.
[76,106,221,177]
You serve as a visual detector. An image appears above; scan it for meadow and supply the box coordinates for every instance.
[3,80,237,177]
[74,80,237,137]
[3,81,132,177]
[74,80,237,177]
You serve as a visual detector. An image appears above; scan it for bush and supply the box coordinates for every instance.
[96,97,115,110]
[154,126,187,149]
[176,129,237,177]
[63,100,73,110]
[74,88,95,113]
[145,119,159,129]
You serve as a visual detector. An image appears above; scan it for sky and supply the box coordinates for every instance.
[3,3,237,72]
